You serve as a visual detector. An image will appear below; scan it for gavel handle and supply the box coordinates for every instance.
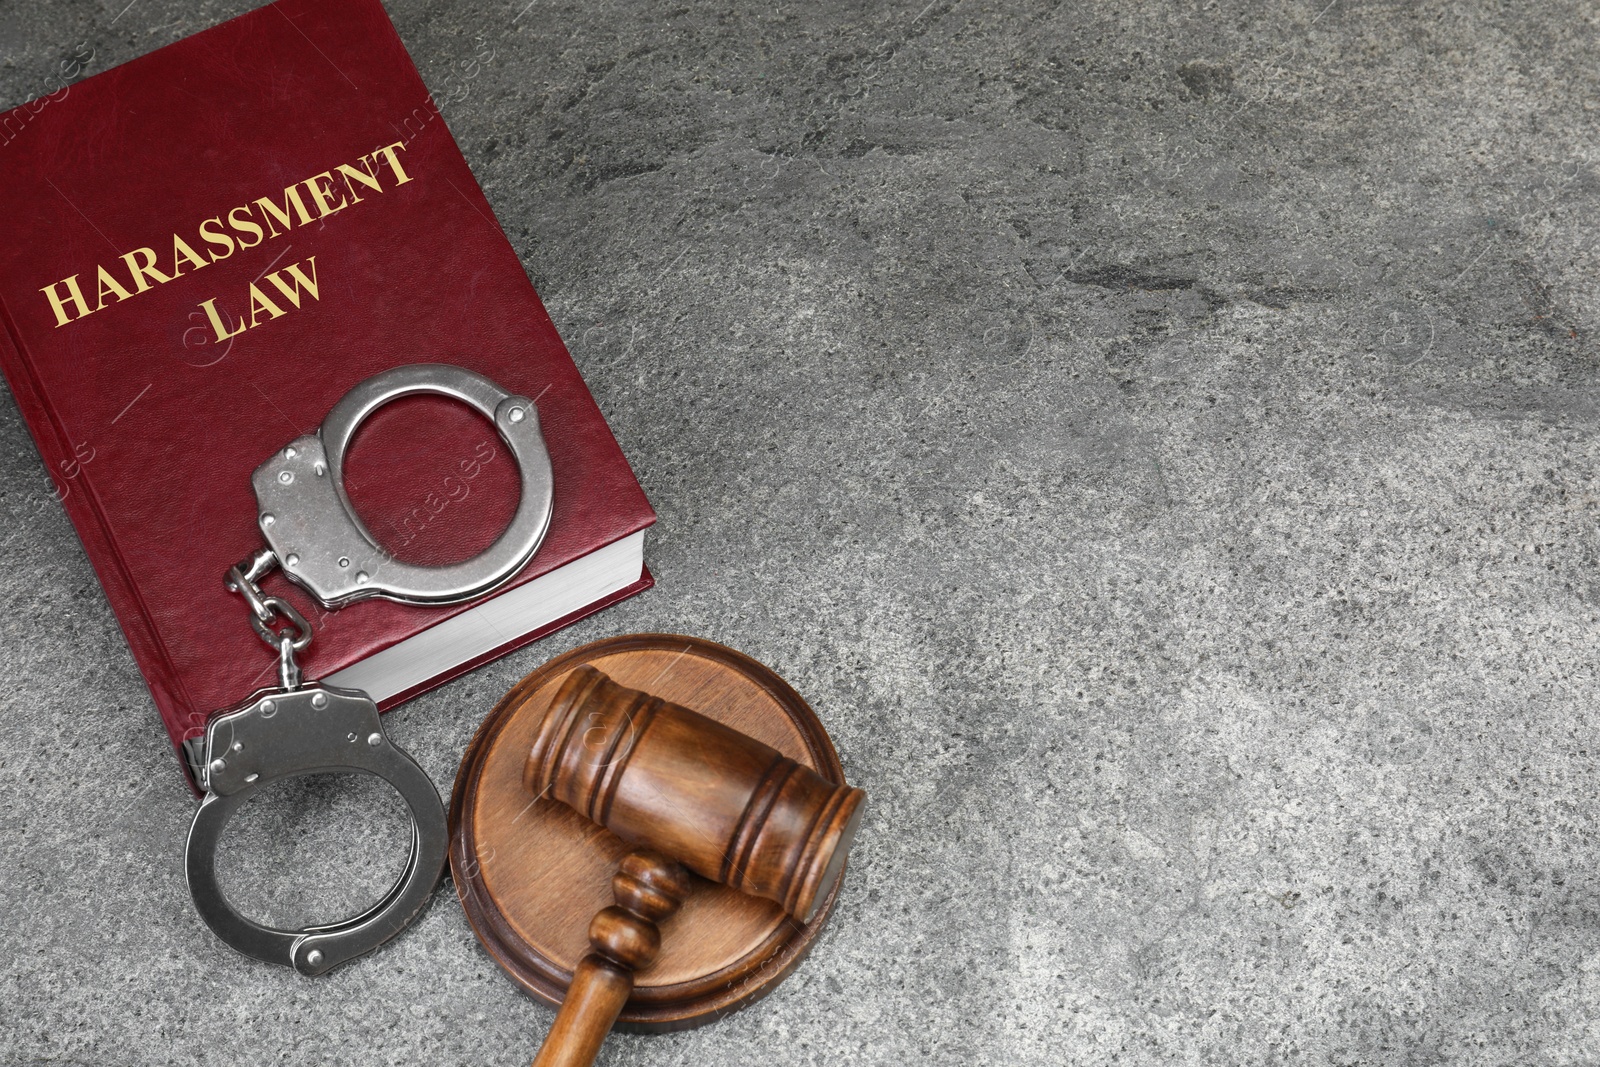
[529,957,639,1067]
[531,849,694,1067]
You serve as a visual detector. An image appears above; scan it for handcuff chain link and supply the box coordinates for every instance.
[224,547,311,690]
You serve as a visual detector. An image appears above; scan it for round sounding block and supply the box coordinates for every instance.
[448,633,851,1031]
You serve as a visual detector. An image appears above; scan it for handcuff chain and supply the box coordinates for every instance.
[224,547,312,689]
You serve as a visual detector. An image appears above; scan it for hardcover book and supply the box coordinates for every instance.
[0,0,655,785]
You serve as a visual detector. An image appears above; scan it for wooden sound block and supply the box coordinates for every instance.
[449,634,850,1032]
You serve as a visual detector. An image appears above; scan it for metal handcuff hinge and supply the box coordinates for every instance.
[185,364,554,976]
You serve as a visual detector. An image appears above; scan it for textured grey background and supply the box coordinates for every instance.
[3,0,1600,1063]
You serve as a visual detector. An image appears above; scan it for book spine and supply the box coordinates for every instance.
[0,287,197,752]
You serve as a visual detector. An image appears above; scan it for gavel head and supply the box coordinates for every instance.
[524,665,866,922]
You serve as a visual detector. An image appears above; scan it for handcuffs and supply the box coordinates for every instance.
[184,364,554,975]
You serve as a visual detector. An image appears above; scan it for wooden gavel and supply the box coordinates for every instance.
[521,665,867,1067]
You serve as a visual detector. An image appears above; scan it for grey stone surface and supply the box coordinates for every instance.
[4,0,1600,1062]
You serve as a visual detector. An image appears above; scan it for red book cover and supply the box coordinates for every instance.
[0,0,655,784]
